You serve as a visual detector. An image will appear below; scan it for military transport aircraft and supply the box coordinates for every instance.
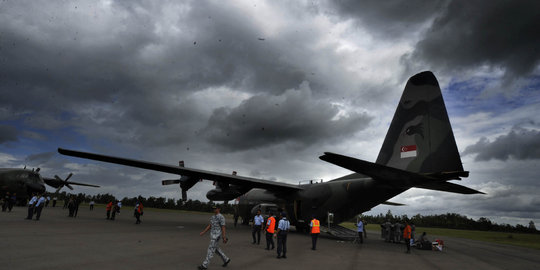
[0,168,100,204]
[58,71,483,230]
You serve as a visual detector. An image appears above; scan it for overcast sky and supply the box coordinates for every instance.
[1,0,539,226]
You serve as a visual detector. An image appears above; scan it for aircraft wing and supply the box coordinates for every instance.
[57,148,302,192]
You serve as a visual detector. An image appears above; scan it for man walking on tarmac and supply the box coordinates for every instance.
[264,212,276,250]
[310,215,320,250]
[198,205,230,270]
[105,201,113,219]
[134,201,143,224]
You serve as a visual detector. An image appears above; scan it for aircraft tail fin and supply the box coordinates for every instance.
[375,71,465,175]
[320,71,483,195]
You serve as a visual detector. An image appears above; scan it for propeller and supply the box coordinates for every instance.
[54,173,74,193]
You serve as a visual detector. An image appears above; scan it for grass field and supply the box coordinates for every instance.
[340,223,540,250]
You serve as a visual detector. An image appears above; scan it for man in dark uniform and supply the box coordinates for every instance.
[275,212,290,259]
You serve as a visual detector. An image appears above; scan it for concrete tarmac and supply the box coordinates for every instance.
[1,206,539,270]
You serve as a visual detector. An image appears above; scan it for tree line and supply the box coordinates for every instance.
[360,210,538,234]
[54,192,236,214]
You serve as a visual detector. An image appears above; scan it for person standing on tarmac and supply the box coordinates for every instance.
[275,212,290,259]
[110,200,119,220]
[310,215,320,250]
[26,193,38,220]
[403,220,412,254]
[356,219,364,244]
[264,212,276,250]
[252,209,264,244]
[105,201,113,219]
[2,192,10,212]
[34,194,46,220]
[198,205,230,270]
[8,193,16,212]
[134,201,143,224]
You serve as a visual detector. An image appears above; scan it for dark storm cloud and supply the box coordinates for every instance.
[405,0,540,85]
[201,83,372,151]
[0,125,19,144]
[0,125,18,144]
[330,1,540,86]
[329,0,446,39]
[463,127,540,161]
[0,1,318,149]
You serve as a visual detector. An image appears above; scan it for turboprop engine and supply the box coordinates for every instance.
[161,161,200,201]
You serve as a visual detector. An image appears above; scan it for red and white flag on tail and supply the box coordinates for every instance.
[400,145,417,158]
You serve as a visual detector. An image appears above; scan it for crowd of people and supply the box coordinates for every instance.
[0,192,145,225]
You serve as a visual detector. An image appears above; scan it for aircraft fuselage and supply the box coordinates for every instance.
[238,176,405,228]
[0,168,46,201]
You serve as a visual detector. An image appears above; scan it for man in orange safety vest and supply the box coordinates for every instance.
[264,212,276,250]
[403,220,412,254]
[310,215,320,250]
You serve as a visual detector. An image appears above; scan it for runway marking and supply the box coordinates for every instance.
[176,225,185,229]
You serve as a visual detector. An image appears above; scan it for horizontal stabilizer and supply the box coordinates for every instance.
[423,171,469,181]
[319,152,439,187]
[416,182,484,194]
[381,201,406,206]
[66,181,100,188]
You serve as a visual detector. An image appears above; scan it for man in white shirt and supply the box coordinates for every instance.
[34,194,47,220]
[26,193,38,220]
[252,209,264,244]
